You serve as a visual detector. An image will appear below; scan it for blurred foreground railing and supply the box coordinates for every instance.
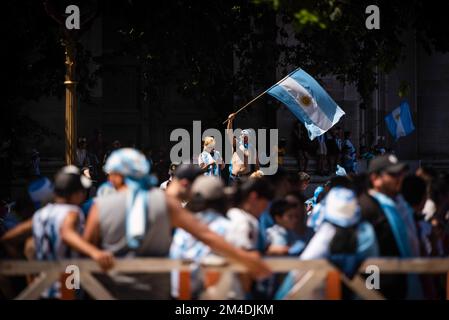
[1,258,449,300]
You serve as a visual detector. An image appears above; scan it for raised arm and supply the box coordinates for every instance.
[217,151,225,170]
[226,113,236,147]
[0,218,33,244]
[0,218,33,258]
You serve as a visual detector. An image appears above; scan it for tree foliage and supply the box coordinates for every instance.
[4,0,449,138]
[261,0,449,107]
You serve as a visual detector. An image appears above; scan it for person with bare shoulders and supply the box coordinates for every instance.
[227,113,259,184]
[84,148,271,299]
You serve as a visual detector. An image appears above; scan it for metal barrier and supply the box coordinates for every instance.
[1,258,449,300]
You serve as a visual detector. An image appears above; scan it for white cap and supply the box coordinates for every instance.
[323,187,361,227]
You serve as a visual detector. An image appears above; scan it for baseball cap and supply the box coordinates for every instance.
[174,164,203,182]
[54,165,92,197]
[28,177,54,209]
[368,154,408,174]
[191,176,225,201]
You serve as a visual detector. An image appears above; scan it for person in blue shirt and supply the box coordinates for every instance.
[265,199,308,256]
[257,169,292,252]
[198,137,224,178]
[342,131,357,173]
[170,176,231,299]
[275,187,379,299]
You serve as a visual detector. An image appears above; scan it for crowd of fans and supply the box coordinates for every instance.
[1,130,449,299]
[291,120,389,176]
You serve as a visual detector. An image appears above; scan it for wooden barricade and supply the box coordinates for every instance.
[1,258,449,300]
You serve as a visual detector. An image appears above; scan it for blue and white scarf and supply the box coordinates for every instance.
[200,150,221,177]
[370,191,423,299]
[104,148,154,249]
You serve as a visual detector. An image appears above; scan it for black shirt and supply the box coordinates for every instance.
[359,192,407,299]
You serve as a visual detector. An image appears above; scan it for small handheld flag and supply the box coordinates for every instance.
[385,101,415,140]
[267,68,345,140]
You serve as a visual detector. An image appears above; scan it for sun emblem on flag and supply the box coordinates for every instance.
[300,95,312,107]
[395,113,401,121]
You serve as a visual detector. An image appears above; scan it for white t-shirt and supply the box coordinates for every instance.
[225,207,259,300]
[159,178,171,190]
[32,203,84,298]
[170,210,231,298]
[422,198,436,221]
[226,208,259,251]
[33,203,84,260]
[198,151,222,177]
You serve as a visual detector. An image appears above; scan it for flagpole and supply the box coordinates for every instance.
[222,90,267,124]
[222,68,300,124]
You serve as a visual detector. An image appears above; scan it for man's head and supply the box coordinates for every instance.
[107,172,125,190]
[78,137,87,149]
[238,177,274,217]
[188,176,227,213]
[54,165,92,205]
[297,171,311,192]
[168,162,179,178]
[169,164,203,201]
[368,154,408,197]
[241,130,250,145]
[104,148,150,191]
[270,199,299,231]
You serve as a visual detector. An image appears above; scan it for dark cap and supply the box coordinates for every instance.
[368,154,408,174]
[191,176,225,201]
[174,164,203,182]
[54,165,92,197]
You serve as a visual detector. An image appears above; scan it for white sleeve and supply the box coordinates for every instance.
[300,223,336,260]
[226,214,254,250]
[159,181,168,190]
[266,227,288,246]
[198,154,204,166]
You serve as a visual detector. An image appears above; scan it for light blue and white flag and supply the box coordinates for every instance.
[385,101,415,140]
[267,68,345,140]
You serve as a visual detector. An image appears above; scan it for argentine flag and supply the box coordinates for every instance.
[267,68,345,140]
[385,101,415,140]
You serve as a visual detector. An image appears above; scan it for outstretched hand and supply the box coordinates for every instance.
[240,250,272,280]
[92,250,115,271]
